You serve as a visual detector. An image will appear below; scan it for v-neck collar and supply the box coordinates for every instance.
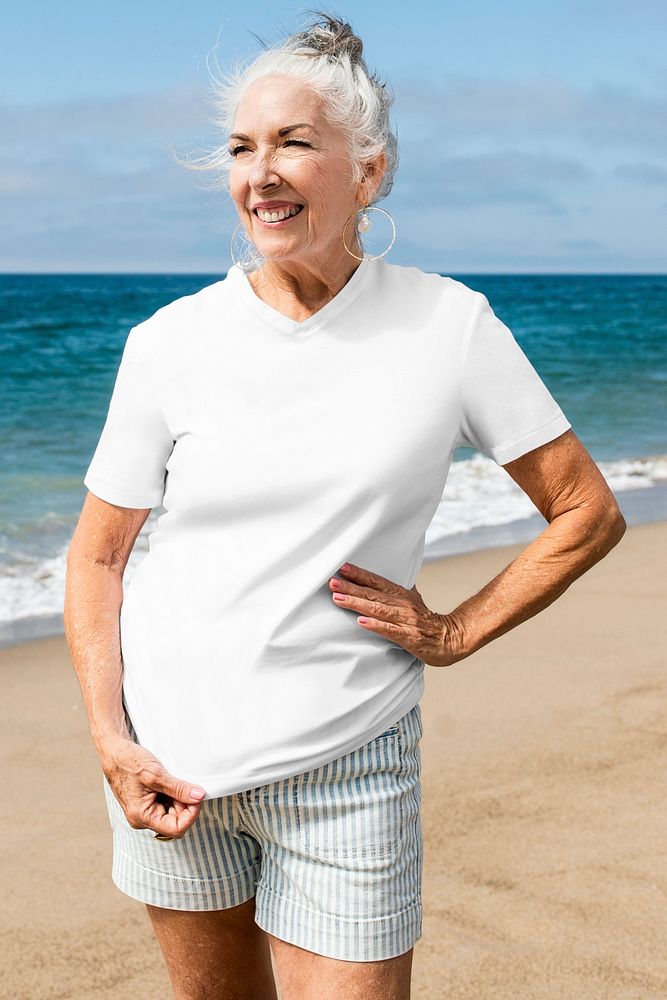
[226,258,375,336]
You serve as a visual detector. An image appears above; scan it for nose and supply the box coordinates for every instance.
[248,150,281,192]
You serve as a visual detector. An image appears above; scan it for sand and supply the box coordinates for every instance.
[2,520,665,999]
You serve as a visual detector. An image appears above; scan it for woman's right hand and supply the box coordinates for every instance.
[101,736,208,839]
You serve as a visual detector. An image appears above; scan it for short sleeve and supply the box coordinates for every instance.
[83,325,174,508]
[456,292,571,465]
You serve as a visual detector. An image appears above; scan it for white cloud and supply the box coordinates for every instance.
[394,75,667,153]
[613,161,667,184]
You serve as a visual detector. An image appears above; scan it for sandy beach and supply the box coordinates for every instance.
[3,519,666,999]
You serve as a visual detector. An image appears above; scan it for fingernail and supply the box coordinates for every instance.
[190,787,206,799]
[340,563,351,572]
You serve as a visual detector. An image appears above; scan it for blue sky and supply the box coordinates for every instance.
[2,1,666,272]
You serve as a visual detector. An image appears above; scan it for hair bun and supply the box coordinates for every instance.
[294,11,364,65]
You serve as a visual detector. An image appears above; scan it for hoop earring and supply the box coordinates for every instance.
[342,205,396,261]
[230,221,263,272]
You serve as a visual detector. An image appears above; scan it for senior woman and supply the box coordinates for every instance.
[65,12,625,1000]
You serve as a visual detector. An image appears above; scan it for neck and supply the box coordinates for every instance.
[248,229,365,315]
[256,257,359,304]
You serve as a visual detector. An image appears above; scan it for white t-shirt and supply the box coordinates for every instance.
[84,259,571,798]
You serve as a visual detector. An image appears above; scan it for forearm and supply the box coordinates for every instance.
[64,556,132,758]
[450,504,626,657]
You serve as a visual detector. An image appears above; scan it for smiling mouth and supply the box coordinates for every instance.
[254,204,304,224]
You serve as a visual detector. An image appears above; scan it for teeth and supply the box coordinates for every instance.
[256,204,303,222]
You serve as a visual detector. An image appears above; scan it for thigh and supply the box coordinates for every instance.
[267,934,413,1000]
[146,896,279,1000]
[247,703,423,982]
[103,769,277,998]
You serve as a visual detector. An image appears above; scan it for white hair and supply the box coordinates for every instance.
[178,10,399,204]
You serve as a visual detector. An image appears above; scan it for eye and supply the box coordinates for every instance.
[228,138,311,157]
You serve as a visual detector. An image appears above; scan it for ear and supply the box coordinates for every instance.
[357,150,388,205]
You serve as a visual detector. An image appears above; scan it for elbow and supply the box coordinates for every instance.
[66,541,125,576]
[611,511,627,546]
[598,500,627,551]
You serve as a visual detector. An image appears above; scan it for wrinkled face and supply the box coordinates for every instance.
[228,74,364,265]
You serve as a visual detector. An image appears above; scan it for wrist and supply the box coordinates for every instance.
[97,733,135,774]
[438,609,474,665]
[91,721,133,759]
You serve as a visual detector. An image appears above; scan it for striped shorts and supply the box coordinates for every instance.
[102,701,423,962]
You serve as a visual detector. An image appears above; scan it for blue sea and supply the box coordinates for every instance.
[2,272,666,648]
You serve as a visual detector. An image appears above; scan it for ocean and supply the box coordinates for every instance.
[2,272,666,648]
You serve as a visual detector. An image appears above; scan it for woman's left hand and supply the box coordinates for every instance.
[329,562,467,668]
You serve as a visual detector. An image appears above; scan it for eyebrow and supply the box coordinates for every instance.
[228,123,318,141]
